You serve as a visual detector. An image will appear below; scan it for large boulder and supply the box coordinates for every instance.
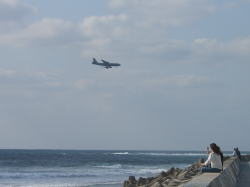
[137,177,147,186]
[124,176,137,187]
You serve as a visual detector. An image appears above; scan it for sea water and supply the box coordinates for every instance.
[0,150,244,187]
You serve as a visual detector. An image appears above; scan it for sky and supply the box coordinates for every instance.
[0,0,250,151]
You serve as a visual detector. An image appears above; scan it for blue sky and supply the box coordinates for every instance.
[0,0,250,151]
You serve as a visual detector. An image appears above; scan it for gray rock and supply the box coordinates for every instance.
[124,176,137,187]
[123,159,203,187]
[146,177,154,184]
[198,158,205,163]
[137,177,147,186]
[177,170,189,180]
[150,182,163,187]
[129,176,137,184]
[160,171,168,177]
[162,178,171,185]
[123,180,137,187]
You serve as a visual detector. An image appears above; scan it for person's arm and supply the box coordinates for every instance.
[207,147,211,154]
[201,153,212,166]
[233,150,236,155]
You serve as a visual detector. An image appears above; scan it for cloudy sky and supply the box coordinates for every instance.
[0,0,250,151]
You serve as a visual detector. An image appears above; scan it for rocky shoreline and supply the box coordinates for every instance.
[123,159,204,187]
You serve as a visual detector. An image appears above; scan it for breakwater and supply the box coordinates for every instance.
[124,156,247,187]
[123,159,204,187]
[181,157,240,187]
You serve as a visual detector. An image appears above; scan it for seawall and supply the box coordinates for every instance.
[180,157,241,187]
[123,156,249,187]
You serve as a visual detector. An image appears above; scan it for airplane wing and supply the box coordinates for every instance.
[101,59,110,65]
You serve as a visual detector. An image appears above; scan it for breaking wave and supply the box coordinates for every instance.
[135,153,207,156]
[111,152,129,155]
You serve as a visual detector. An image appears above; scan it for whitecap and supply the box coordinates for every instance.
[94,164,122,169]
[136,153,207,156]
[111,152,129,155]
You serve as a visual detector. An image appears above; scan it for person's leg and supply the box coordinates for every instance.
[201,167,221,173]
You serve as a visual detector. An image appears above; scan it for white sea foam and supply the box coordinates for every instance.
[111,152,129,155]
[135,152,207,156]
[94,164,122,169]
[135,168,167,175]
[109,152,208,156]
[0,172,97,179]
[2,182,122,187]
[1,185,84,187]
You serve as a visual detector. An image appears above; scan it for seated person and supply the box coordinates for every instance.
[233,147,242,160]
[200,143,223,173]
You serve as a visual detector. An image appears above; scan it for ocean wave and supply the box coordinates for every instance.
[94,164,122,169]
[108,152,207,156]
[135,153,207,156]
[0,173,97,179]
[135,168,167,175]
[59,153,67,155]
[85,181,123,187]
[0,181,123,187]
[111,152,129,155]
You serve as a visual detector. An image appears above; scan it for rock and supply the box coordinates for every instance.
[123,176,137,187]
[162,178,171,185]
[167,179,182,186]
[198,158,205,164]
[123,180,136,187]
[137,177,147,186]
[166,167,176,176]
[162,184,169,187]
[151,182,163,187]
[128,176,137,184]
[123,158,205,187]
[160,171,168,177]
[177,170,189,180]
[146,177,154,184]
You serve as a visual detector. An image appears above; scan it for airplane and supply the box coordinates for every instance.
[92,58,121,69]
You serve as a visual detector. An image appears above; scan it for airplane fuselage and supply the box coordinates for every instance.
[92,58,121,69]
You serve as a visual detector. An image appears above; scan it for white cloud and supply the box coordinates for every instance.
[44,81,63,88]
[79,0,216,60]
[0,0,217,59]
[0,68,16,78]
[108,0,128,9]
[227,36,250,56]
[0,0,249,65]
[0,18,82,47]
[108,0,215,27]
[192,37,250,61]
[0,0,36,22]
[0,68,64,91]
[81,14,128,38]
[0,0,37,33]
[79,14,130,57]
[144,75,209,88]
[73,79,94,90]
[81,38,112,57]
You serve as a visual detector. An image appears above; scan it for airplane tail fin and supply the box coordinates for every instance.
[92,58,97,64]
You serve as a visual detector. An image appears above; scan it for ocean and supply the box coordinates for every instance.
[0,150,244,187]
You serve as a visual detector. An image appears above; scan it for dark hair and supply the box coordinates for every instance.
[210,143,224,168]
[210,143,220,155]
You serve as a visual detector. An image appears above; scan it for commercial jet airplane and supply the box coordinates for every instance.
[92,58,121,69]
